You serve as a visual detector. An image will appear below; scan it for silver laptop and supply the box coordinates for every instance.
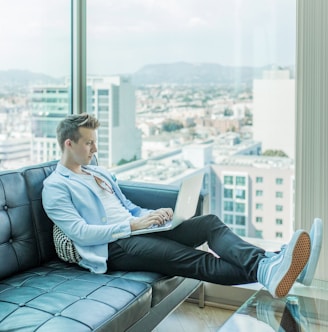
[131,172,204,235]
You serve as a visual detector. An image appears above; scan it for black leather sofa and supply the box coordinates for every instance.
[0,160,206,331]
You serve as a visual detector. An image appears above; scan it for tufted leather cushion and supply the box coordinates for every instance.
[0,261,151,331]
[0,170,41,280]
[107,271,185,307]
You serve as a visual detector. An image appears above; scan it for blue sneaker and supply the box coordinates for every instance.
[297,218,323,286]
[257,230,311,298]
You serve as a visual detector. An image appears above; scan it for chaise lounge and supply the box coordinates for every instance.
[0,160,206,331]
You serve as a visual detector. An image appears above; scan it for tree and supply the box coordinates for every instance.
[117,155,137,166]
[162,119,183,132]
[262,150,288,158]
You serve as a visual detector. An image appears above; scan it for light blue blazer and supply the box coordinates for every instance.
[42,162,150,273]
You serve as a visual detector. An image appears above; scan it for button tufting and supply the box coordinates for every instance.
[19,303,25,307]
[9,239,13,243]
[54,313,61,317]
[3,205,8,211]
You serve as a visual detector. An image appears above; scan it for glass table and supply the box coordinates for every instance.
[218,288,328,331]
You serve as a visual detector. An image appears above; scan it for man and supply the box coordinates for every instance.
[42,113,322,299]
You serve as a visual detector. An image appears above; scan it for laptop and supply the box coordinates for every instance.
[131,172,204,235]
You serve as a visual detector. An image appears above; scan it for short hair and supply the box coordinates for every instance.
[56,113,100,151]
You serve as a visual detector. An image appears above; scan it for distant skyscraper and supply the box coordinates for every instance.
[30,85,70,163]
[253,69,295,159]
[88,76,142,168]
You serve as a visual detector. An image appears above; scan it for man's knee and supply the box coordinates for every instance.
[207,214,222,223]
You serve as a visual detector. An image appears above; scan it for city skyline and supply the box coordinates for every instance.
[0,0,296,77]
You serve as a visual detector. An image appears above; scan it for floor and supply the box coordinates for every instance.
[152,301,234,332]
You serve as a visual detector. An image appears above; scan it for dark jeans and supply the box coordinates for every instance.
[107,214,265,285]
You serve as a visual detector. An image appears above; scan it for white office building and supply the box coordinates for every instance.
[89,76,142,168]
[253,69,295,159]
[211,155,294,242]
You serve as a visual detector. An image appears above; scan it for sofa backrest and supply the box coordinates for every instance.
[0,160,58,280]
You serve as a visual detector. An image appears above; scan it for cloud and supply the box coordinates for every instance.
[187,17,209,29]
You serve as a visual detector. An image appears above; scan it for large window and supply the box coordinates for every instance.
[86,1,296,243]
[1,1,297,245]
[1,0,326,300]
[0,0,70,170]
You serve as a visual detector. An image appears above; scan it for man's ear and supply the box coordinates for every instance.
[64,139,72,149]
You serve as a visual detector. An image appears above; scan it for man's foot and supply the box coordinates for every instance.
[297,218,323,286]
[257,230,311,298]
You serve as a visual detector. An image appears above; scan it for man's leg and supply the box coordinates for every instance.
[107,214,264,284]
[108,214,311,298]
[156,214,266,281]
[107,234,258,285]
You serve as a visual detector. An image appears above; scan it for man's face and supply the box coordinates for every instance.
[69,127,98,165]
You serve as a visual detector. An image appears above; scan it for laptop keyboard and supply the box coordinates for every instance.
[148,220,172,229]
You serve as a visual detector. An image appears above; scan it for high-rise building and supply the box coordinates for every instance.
[88,76,142,168]
[253,69,295,159]
[30,85,70,163]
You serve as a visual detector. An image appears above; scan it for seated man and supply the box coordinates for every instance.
[42,113,322,298]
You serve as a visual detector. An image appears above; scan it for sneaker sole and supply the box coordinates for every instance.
[275,231,311,297]
[300,218,323,285]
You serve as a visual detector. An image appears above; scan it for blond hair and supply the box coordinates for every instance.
[56,113,100,151]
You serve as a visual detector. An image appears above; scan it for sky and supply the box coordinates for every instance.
[0,0,296,77]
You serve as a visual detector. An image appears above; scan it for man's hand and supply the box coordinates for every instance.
[130,208,174,231]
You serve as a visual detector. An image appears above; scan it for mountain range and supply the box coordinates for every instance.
[132,62,288,85]
[0,69,61,86]
[0,62,294,88]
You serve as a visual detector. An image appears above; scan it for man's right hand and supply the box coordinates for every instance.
[130,208,173,231]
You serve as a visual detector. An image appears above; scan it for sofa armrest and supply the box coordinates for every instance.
[119,180,209,216]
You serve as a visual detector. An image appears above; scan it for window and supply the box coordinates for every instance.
[224,214,233,224]
[224,188,233,199]
[255,230,263,238]
[276,205,283,212]
[224,176,234,185]
[276,218,283,225]
[256,217,263,223]
[98,90,109,96]
[224,201,234,211]
[0,0,70,170]
[1,1,298,246]
[276,232,283,238]
[276,191,283,198]
[235,189,246,199]
[86,1,297,244]
[256,203,263,210]
[276,178,284,185]
[256,190,263,197]
[236,176,246,186]
[256,177,263,183]
[235,203,245,213]
[236,215,246,225]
